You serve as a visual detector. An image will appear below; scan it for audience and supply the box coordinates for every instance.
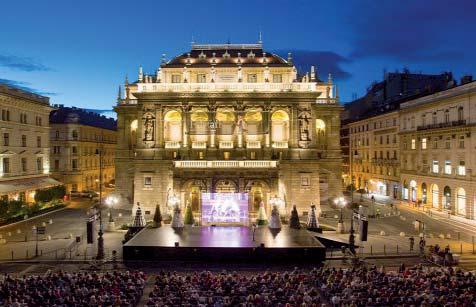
[1,265,475,306]
[0,270,146,306]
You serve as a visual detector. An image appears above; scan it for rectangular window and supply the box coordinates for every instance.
[21,158,27,172]
[247,74,257,83]
[71,159,77,170]
[199,152,204,159]
[459,136,465,149]
[272,74,282,83]
[445,138,451,149]
[171,74,181,83]
[54,160,59,171]
[458,161,466,176]
[3,133,9,146]
[433,140,438,149]
[37,136,41,147]
[144,176,152,186]
[37,157,43,171]
[300,175,310,187]
[421,138,427,150]
[197,74,206,83]
[72,146,77,154]
[3,158,10,173]
[411,139,416,150]
[250,151,256,160]
[444,160,452,174]
[224,152,230,160]
[22,135,27,147]
[432,160,439,173]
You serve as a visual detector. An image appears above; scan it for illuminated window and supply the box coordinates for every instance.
[411,139,416,150]
[224,152,230,160]
[197,74,206,83]
[432,160,439,173]
[444,160,451,174]
[250,151,256,160]
[421,138,427,149]
[199,152,204,159]
[458,161,466,176]
[171,74,181,83]
[272,74,282,83]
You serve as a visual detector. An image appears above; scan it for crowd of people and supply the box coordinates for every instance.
[0,270,146,306]
[0,265,475,306]
[147,266,476,306]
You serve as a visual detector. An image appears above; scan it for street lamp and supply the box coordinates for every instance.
[334,197,347,233]
[106,195,118,231]
[95,143,104,260]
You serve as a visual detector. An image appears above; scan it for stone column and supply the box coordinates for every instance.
[182,105,189,148]
[155,106,163,148]
[209,103,216,148]
[237,101,244,148]
[263,103,271,148]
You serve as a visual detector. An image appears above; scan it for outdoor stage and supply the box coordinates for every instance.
[123,226,326,263]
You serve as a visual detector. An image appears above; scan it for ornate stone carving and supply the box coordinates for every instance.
[298,111,311,148]
[143,113,155,141]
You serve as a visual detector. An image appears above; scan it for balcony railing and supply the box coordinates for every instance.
[371,158,399,165]
[192,141,207,149]
[174,160,278,168]
[272,141,288,149]
[136,82,318,93]
[165,141,181,149]
[219,141,234,149]
[246,141,261,149]
[417,120,467,131]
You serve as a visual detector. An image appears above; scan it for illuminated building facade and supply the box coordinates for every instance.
[400,80,476,220]
[0,84,58,202]
[49,106,117,193]
[115,42,342,221]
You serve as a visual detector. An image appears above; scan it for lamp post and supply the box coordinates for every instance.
[106,196,118,232]
[334,197,347,233]
[95,142,104,260]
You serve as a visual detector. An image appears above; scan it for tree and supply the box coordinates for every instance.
[184,203,195,225]
[289,205,301,229]
[152,204,162,227]
[256,201,268,226]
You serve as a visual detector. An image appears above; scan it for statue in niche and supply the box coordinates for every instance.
[143,114,155,141]
[298,111,311,142]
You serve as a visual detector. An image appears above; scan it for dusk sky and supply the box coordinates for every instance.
[1,0,475,109]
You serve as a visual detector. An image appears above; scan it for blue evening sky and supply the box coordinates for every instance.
[0,0,475,109]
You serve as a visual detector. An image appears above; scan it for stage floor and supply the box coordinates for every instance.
[123,226,325,263]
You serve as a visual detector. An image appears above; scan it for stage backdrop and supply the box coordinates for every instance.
[201,193,249,224]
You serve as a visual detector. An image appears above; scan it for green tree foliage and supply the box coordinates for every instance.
[34,185,66,203]
[289,205,301,229]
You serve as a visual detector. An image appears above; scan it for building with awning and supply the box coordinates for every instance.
[0,177,63,202]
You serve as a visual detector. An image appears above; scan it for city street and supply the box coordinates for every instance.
[0,198,131,261]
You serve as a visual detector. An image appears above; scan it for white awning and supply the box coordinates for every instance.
[0,177,63,194]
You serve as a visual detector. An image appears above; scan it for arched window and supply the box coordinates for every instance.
[271,110,289,143]
[163,111,182,142]
[72,130,78,140]
[216,108,235,135]
[456,188,466,216]
[190,108,209,142]
[421,183,427,204]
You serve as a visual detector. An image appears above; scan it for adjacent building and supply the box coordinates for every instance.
[115,41,343,221]
[0,84,59,202]
[49,106,117,193]
[400,79,476,220]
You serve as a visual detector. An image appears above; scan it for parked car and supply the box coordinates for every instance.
[70,190,99,199]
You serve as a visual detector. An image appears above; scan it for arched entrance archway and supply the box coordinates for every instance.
[421,183,427,204]
[271,110,289,142]
[431,184,439,209]
[443,186,451,210]
[409,180,417,202]
[402,180,409,200]
[456,187,466,216]
[244,180,271,213]
[215,179,238,193]
[182,179,207,213]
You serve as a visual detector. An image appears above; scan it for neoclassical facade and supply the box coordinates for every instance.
[400,81,476,220]
[349,110,400,198]
[0,84,58,203]
[115,42,342,220]
[49,106,117,193]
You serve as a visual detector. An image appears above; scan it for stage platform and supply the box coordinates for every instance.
[123,226,326,263]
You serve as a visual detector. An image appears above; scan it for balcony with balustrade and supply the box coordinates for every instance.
[174,160,278,169]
